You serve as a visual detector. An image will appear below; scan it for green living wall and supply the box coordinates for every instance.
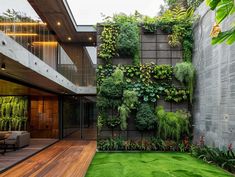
[96,6,196,151]
[0,96,28,131]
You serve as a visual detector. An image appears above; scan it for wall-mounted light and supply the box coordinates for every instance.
[1,62,6,71]
[88,37,92,41]
[0,22,47,26]
[67,37,72,41]
[57,22,61,26]
[32,42,58,46]
[6,33,38,36]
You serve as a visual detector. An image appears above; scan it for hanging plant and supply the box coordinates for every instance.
[174,62,195,103]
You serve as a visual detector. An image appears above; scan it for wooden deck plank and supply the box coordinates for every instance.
[0,140,97,177]
[0,139,58,173]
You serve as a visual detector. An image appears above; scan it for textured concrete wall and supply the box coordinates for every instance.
[192,2,235,148]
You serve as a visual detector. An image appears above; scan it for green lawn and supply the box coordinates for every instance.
[86,152,234,177]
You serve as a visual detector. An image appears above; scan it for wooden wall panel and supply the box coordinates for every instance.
[29,96,59,138]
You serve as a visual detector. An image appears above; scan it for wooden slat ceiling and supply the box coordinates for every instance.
[28,0,97,46]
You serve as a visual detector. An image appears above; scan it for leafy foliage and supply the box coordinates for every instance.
[191,145,235,173]
[116,22,140,64]
[97,68,125,130]
[135,103,156,131]
[142,16,158,33]
[98,7,195,63]
[212,27,235,45]
[99,13,141,64]
[97,136,190,151]
[97,64,173,85]
[207,0,235,44]
[97,64,189,103]
[164,87,189,102]
[153,65,173,80]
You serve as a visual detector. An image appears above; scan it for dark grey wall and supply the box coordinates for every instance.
[192,2,235,148]
[140,29,182,66]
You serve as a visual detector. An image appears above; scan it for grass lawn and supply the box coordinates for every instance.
[86,152,234,177]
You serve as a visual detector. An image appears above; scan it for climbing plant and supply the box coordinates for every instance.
[98,24,119,63]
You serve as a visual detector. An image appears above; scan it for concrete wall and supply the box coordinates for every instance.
[192,2,235,148]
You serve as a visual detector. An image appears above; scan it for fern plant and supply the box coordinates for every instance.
[174,62,195,103]
[155,106,190,141]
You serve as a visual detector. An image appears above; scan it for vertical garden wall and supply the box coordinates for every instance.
[0,96,28,131]
[96,9,196,151]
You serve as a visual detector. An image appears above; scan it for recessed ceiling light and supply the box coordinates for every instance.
[68,37,72,41]
[1,62,6,71]
[88,37,92,41]
[57,22,61,26]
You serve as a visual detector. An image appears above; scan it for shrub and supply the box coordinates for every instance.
[99,68,125,98]
[117,22,140,59]
[136,103,156,131]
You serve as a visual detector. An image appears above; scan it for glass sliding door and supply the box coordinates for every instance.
[80,97,97,140]
[61,96,97,140]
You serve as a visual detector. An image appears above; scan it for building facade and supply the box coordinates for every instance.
[0,0,97,140]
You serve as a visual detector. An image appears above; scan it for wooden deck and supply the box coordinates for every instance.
[0,140,97,177]
[0,139,58,173]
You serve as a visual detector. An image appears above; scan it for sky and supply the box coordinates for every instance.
[0,0,164,25]
[67,0,164,25]
[0,0,39,19]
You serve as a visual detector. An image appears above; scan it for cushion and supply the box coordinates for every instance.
[0,132,6,139]
[7,131,28,140]
[0,132,11,139]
